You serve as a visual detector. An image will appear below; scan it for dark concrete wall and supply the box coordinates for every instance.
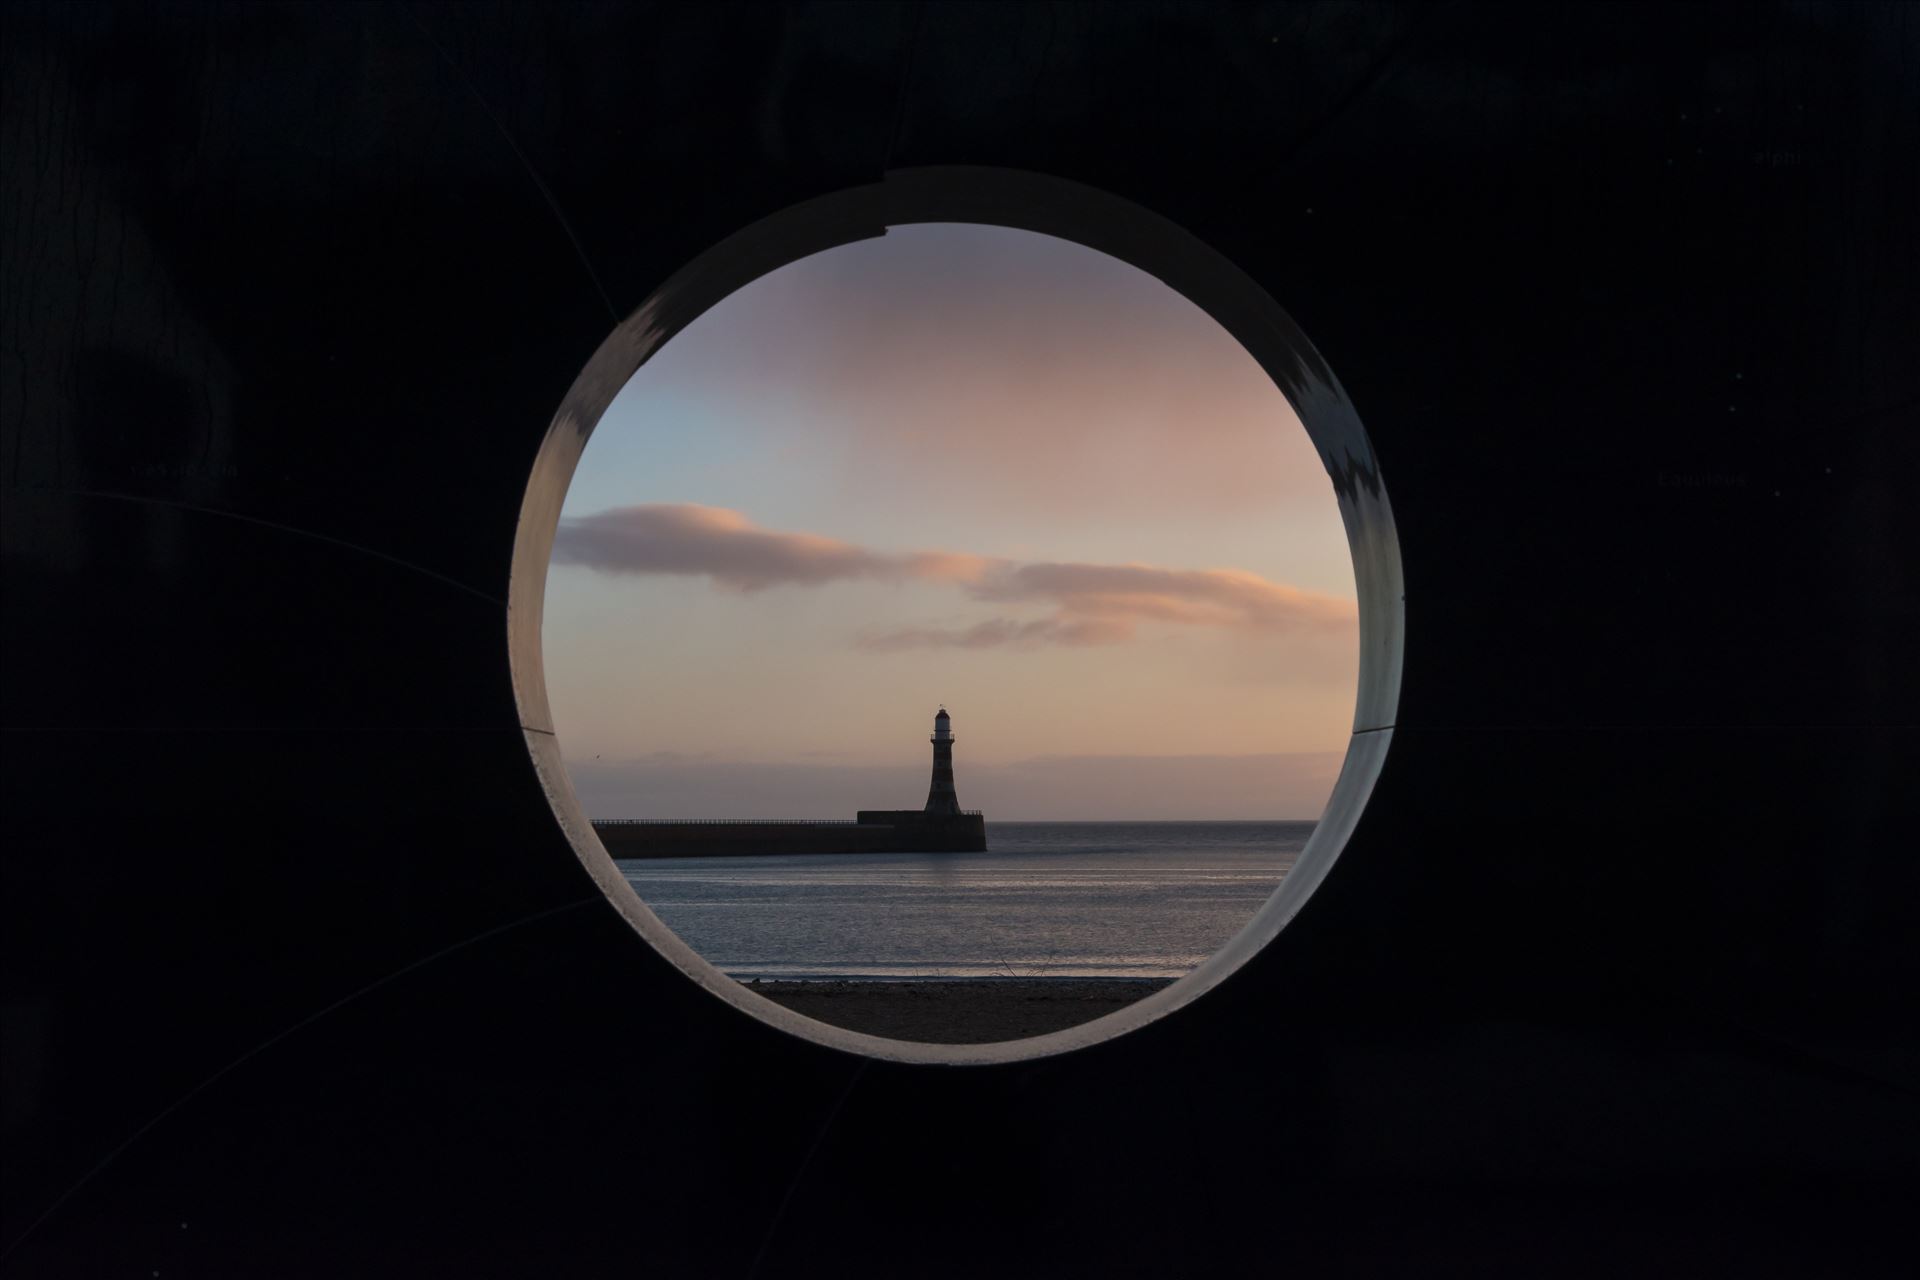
[4,3,1914,1275]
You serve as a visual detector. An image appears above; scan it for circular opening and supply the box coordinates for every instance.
[510,167,1403,1065]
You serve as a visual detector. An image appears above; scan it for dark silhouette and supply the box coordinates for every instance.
[923,707,961,816]
[591,709,987,856]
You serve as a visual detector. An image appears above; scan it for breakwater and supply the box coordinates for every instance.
[593,811,987,858]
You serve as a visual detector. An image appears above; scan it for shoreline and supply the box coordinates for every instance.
[747,977,1176,1044]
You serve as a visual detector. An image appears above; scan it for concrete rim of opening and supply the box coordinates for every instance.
[508,166,1404,1066]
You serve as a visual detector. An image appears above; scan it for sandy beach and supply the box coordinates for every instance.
[749,978,1176,1044]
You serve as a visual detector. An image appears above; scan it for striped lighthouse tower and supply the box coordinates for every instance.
[924,707,962,816]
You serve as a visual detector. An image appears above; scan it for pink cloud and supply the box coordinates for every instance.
[554,503,990,593]
[556,503,1354,650]
[855,617,1133,652]
[969,562,1357,631]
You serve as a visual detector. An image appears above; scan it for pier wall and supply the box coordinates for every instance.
[856,812,988,851]
[594,813,987,858]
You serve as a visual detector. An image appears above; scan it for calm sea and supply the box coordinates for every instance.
[617,820,1311,980]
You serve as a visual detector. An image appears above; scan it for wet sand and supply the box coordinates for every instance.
[749,978,1176,1044]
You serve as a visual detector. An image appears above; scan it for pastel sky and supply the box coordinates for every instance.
[544,224,1357,819]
